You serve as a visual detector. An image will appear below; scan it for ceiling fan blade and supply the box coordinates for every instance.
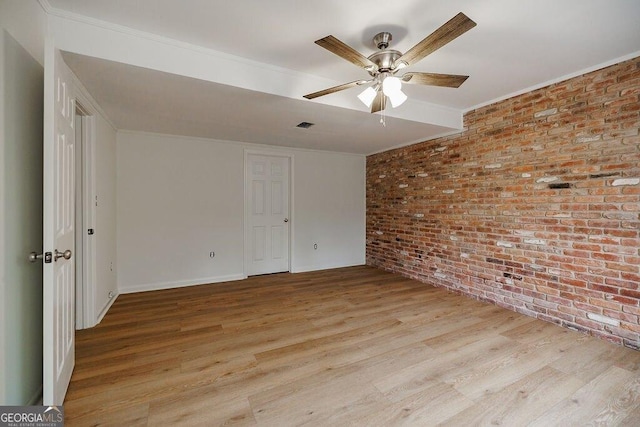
[370,91,386,113]
[395,12,476,68]
[303,80,365,100]
[402,72,469,88]
[316,35,378,72]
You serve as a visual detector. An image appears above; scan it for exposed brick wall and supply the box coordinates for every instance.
[366,57,640,349]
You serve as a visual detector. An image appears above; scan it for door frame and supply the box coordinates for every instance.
[243,149,294,277]
[73,98,96,329]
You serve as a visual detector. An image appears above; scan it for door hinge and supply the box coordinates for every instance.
[88,228,94,235]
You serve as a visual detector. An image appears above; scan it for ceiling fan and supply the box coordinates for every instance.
[303,12,476,113]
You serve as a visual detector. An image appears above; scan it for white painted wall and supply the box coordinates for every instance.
[116,132,365,293]
[0,29,5,408]
[117,132,245,292]
[291,151,366,272]
[0,29,44,405]
[0,0,47,405]
[0,0,46,65]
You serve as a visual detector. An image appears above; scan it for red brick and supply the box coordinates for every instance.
[621,289,640,299]
[590,297,622,311]
[592,252,623,262]
[605,277,639,290]
[623,305,640,315]
[603,309,638,324]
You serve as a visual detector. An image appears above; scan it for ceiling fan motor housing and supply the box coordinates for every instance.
[368,50,402,75]
[373,32,392,49]
[368,32,402,75]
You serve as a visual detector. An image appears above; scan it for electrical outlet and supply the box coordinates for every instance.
[209,251,215,258]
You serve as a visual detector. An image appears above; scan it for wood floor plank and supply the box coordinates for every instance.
[529,366,640,426]
[422,311,535,353]
[63,401,150,427]
[64,266,640,426]
[373,334,517,402]
[440,365,585,426]
[445,330,584,401]
[549,336,636,383]
[386,382,475,426]
[148,391,256,426]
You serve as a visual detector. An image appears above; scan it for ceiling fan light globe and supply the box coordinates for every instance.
[387,89,408,108]
[382,76,402,96]
[358,86,377,108]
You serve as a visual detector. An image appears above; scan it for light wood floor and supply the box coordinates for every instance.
[65,266,640,426]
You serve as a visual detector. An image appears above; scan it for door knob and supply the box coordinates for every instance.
[28,251,53,263]
[28,252,44,262]
[284,218,289,223]
[54,249,72,261]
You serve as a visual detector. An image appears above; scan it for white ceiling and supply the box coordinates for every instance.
[47,0,640,154]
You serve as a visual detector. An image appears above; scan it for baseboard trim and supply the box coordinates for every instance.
[119,266,365,294]
[95,293,118,324]
[119,274,246,294]
[291,262,365,274]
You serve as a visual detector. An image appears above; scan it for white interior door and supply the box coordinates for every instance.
[246,154,290,276]
[43,45,76,405]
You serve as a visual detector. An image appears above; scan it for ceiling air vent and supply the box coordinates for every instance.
[296,122,315,129]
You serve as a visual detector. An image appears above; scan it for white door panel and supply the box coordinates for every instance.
[246,154,290,275]
[43,45,75,405]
